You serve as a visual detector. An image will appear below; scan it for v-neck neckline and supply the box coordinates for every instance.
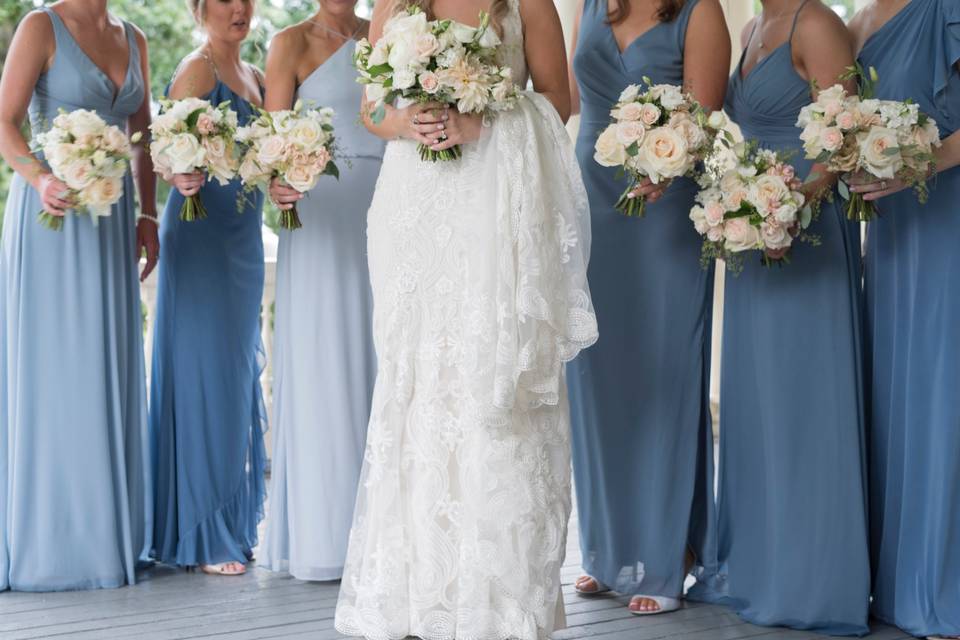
[48,9,133,105]
[299,38,354,88]
[857,0,916,57]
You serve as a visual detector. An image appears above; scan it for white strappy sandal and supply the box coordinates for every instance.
[628,594,682,616]
[574,575,611,596]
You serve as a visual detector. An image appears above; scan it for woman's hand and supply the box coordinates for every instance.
[424,108,482,152]
[33,172,74,217]
[136,216,160,282]
[269,177,303,211]
[170,171,205,197]
[847,174,910,201]
[629,177,671,204]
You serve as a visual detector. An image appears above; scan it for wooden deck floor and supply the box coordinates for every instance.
[0,512,914,640]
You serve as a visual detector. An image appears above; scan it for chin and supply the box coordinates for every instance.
[322,0,358,15]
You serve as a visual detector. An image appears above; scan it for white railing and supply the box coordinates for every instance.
[140,226,279,456]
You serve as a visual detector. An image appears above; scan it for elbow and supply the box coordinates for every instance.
[554,94,572,124]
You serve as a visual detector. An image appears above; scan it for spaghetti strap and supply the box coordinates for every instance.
[198,48,220,79]
[788,0,812,41]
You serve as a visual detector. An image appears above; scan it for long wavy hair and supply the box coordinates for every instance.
[608,0,685,24]
[397,0,510,34]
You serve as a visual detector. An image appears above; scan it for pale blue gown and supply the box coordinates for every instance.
[262,41,383,581]
[568,0,718,599]
[0,8,150,591]
[150,70,267,568]
[858,1,960,636]
[688,3,870,635]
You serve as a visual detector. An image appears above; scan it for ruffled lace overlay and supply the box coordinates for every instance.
[334,2,597,638]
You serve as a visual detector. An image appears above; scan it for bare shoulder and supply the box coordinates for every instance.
[168,51,217,99]
[794,1,851,47]
[739,16,757,49]
[689,0,726,24]
[16,9,55,42]
[519,0,561,21]
[271,21,309,56]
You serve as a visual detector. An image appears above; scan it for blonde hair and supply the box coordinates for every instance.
[397,0,510,35]
[186,0,257,26]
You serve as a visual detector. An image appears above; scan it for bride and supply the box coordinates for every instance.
[334,1,598,639]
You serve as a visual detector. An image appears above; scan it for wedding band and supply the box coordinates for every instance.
[440,132,447,141]
[438,123,445,131]
[880,180,888,190]
[413,115,420,125]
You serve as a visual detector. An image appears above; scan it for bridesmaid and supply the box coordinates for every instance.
[687,0,871,634]
[848,1,960,637]
[0,0,158,590]
[567,0,730,615]
[260,0,383,581]
[150,0,267,576]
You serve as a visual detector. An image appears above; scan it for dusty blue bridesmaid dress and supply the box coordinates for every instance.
[262,41,383,581]
[0,8,150,591]
[688,3,870,635]
[858,1,960,636]
[150,68,267,568]
[567,0,718,599]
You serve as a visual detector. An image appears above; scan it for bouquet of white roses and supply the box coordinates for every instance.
[594,79,727,217]
[796,81,940,222]
[354,5,519,162]
[150,97,240,221]
[33,109,138,230]
[690,141,816,272]
[237,100,338,230]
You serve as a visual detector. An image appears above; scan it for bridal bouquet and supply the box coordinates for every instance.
[690,142,816,272]
[594,80,727,217]
[796,83,940,221]
[354,6,520,161]
[150,97,240,221]
[237,100,338,230]
[33,109,139,230]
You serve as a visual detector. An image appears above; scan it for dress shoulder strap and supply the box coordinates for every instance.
[197,48,221,80]
[789,0,813,41]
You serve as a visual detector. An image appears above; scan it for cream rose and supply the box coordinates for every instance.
[291,118,323,150]
[83,176,123,213]
[594,125,627,167]
[707,225,724,243]
[639,126,689,181]
[617,102,644,122]
[419,70,441,94]
[704,202,725,227]
[68,110,106,137]
[256,135,289,168]
[615,121,645,146]
[639,103,661,126]
[819,126,845,153]
[750,175,790,215]
[478,25,500,48]
[859,127,903,179]
[61,158,95,190]
[723,217,762,252]
[451,23,477,43]
[393,67,417,90]
[619,84,640,103]
[414,33,440,61]
[669,112,706,150]
[283,163,319,193]
[760,221,792,250]
[162,133,206,174]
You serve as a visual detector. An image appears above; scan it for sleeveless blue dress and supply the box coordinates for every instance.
[0,8,150,591]
[568,0,718,598]
[149,73,267,567]
[688,6,870,635]
[858,1,960,636]
[262,41,384,581]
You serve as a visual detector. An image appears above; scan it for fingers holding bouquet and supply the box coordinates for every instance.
[628,177,672,205]
[269,177,303,211]
[169,170,206,198]
[35,173,74,217]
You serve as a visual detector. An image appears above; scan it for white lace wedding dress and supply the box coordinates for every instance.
[334,2,598,638]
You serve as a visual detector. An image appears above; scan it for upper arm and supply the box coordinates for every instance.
[793,7,856,95]
[368,0,399,46]
[0,11,55,128]
[167,53,217,101]
[683,0,731,112]
[521,0,571,121]
[740,16,757,50]
[263,28,301,111]
[567,0,584,114]
[133,26,152,115]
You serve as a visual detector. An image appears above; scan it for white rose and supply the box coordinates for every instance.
[719,170,744,194]
[256,135,289,168]
[162,133,206,174]
[83,176,123,213]
[835,110,858,131]
[773,200,799,224]
[369,41,389,66]
[638,126,689,181]
[615,121,646,146]
[707,110,727,130]
[652,84,685,110]
[619,84,640,103]
[283,163,319,193]
[384,12,429,41]
[723,217,762,252]
[704,201,725,227]
[393,67,417,90]
[750,175,790,215]
[859,126,903,179]
[617,102,643,122]
[819,126,845,153]
[706,225,724,243]
[103,127,131,153]
[68,110,106,137]
[239,154,267,185]
[291,118,323,150]
[639,103,661,126]
[594,125,627,167]
[414,33,440,61]
[690,205,709,234]
[273,112,298,135]
[669,112,707,151]
[437,44,465,68]
[365,82,389,104]
[417,71,440,94]
[60,158,95,190]
[451,23,477,43]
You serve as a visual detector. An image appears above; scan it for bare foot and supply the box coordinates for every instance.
[574,575,607,594]
[200,561,246,576]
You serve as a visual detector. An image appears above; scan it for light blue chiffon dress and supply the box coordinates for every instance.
[858,1,960,636]
[262,41,383,581]
[688,4,871,635]
[567,0,718,599]
[0,8,150,591]
[149,71,267,568]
